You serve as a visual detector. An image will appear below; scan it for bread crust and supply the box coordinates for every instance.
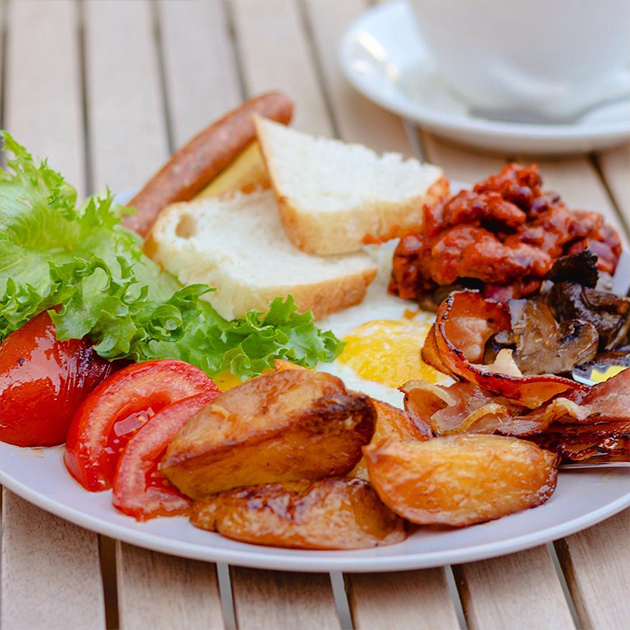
[254,115,450,255]
[144,199,378,321]
[273,176,450,256]
[126,92,293,236]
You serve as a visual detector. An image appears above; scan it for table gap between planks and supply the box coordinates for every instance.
[0,1,627,629]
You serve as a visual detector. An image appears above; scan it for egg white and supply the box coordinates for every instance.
[317,242,441,408]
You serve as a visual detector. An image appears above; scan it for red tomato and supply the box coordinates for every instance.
[113,390,220,520]
[64,360,218,491]
[0,312,114,447]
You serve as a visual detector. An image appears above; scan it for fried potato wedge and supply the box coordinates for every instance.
[191,477,406,549]
[352,400,431,480]
[364,435,559,527]
[161,370,376,499]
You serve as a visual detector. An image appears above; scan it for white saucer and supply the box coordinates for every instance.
[339,1,630,154]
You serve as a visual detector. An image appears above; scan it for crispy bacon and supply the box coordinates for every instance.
[424,290,584,408]
[402,360,630,462]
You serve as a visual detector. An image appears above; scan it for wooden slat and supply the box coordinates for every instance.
[231,0,332,136]
[230,568,341,630]
[304,0,410,154]
[84,0,169,193]
[454,546,574,629]
[1,3,105,628]
[4,0,84,193]
[1,491,106,630]
[420,132,508,182]
[116,543,224,630]
[598,144,630,220]
[556,508,630,630]
[157,0,241,148]
[347,569,460,630]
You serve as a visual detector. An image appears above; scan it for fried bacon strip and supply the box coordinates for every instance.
[402,361,630,462]
[423,290,584,408]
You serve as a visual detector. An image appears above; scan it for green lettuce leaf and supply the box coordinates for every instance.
[0,132,343,378]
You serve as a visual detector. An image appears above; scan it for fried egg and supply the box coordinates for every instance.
[318,245,449,407]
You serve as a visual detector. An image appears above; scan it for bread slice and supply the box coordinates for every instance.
[254,116,449,255]
[145,190,378,321]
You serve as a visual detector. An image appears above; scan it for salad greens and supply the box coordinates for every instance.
[0,132,343,378]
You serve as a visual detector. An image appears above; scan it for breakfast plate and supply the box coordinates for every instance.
[1,101,628,573]
[338,1,630,154]
[1,244,628,572]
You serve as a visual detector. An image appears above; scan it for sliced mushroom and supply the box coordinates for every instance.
[545,249,599,287]
[549,282,630,350]
[500,298,598,375]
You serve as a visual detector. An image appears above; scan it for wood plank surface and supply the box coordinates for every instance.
[1,3,106,628]
[1,491,106,630]
[230,567,341,630]
[158,0,242,148]
[304,0,410,154]
[454,546,574,630]
[231,0,332,136]
[4,0,84,193]
[598,145,630,220]
[84,0,169,192]
[116,543,224,630]
[347,569,460,630]
[556,508,630,630]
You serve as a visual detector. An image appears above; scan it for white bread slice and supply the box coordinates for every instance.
[145,190,378,321]
[254,116,449,255]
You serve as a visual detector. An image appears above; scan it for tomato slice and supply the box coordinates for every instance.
[64,360,218,491]
[113,390,220,520]
[0,311,114,446]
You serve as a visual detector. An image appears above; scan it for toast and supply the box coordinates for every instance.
[254,116,449,255]
[145,190,378,320]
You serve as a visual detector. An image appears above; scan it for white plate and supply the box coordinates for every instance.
[0,240,629,572]
[338,1,630,154]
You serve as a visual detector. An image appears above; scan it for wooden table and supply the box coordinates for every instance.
[1,1,628,628]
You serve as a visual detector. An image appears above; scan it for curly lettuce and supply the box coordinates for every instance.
[0,132,343,378]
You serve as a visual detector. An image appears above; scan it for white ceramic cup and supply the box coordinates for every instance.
[411,0,630,118]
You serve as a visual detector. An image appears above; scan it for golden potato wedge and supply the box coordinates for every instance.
[161,370,376,499]
[191,477,406,549]
[352,400,431,480]
[364,435,559,527]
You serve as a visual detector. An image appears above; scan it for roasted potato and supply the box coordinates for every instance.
[191,477,406,549]
[364,435,559,527]
[161,370,376,499]
[352,400,431,480]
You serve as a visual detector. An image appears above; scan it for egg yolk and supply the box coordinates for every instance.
[212,368,276,391]
[338,319,440,388]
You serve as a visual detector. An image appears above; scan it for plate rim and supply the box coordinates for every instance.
[338,0,630,143]
[1,466,628,573]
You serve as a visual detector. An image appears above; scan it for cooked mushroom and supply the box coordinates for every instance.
[498,298,598,376]
[549,282,630,350]
[545,249,599,287]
